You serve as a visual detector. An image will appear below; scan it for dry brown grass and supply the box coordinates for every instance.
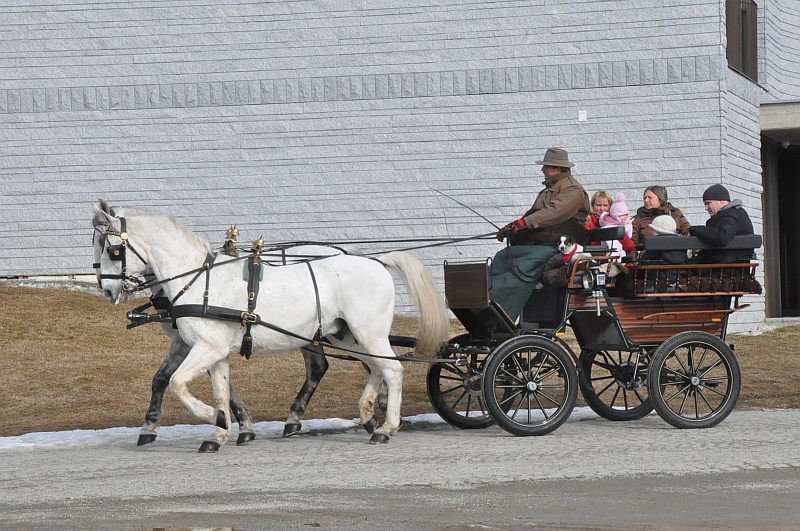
[2,284,798,437]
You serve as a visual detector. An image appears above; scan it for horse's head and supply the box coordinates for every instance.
[92,200,150,304]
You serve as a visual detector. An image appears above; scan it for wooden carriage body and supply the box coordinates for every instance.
[443,235,762,352]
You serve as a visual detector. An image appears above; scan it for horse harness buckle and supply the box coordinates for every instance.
[240,311,259,326]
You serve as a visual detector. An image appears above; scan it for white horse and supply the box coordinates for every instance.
[93,210,383,446]
[92,200,449,452]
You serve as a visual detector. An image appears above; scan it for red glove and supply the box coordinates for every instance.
[496,218,527,242]
[620,234,635,252]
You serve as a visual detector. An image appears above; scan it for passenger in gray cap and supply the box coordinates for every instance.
[690,184,755,263]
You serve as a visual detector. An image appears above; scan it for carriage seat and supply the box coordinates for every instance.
[581,226,626,255]
[640,234,762,252]
[620,234,763,297]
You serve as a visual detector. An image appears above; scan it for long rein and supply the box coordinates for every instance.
[122,234,496,364]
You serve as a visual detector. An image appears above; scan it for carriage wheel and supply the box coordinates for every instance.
[426,335,496,429]
[578,349,654,421]
[481,335,578,436]
[647,332,740,429]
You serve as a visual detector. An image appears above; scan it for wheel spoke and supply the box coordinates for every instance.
[593,377,618,399]
[440,382,466,396]
[438,373,467,384]
[464,393,476,416]
[663,363,691,383]
[498,387,525,410]
[663,381,691,404]
[447,387,469,409]
[621,387,630,409]
[476,395,489,415]
[674,348,692,374]
[695,387,716,411]
[632,387,648,405]
[533,389,562,409]
[697,358,724,378]
[676,387,690,416]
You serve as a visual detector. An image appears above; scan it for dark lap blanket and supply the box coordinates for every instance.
[489,244,558,321]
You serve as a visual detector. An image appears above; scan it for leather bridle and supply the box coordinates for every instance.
[92,216,149,292]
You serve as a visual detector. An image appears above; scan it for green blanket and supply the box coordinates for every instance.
[489,244,558,321]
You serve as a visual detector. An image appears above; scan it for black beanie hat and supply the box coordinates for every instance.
[702,184,731,202]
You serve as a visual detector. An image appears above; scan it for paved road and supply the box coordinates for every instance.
[1,409,799,529]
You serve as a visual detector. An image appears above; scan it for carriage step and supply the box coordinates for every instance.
[389,335,416,348]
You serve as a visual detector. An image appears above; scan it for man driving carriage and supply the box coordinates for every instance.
[491,147,590,321]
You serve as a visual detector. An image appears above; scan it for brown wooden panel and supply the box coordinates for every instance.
[444,261,490,309]
[611,297,731,344]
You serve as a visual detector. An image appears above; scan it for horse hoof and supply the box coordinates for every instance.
[369,433,390,444]
[198,440,221,453]
[137,433,157,446]
[236,431,256,445]
[362,418,378,434]
[282,423,302,437]
[214,409,228,429]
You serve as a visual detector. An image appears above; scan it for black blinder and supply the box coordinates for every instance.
[108,245,125,261]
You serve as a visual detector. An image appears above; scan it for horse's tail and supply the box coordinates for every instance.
[379,251,449,356]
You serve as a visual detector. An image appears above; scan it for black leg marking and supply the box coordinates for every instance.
[236,431,256,445]
[142,338,190,432]
[198,440,220,453]
[282,423,302,437]
[362,417,378,434]
[136,433,157,446]
[369,433,390,444]
[215,409,228,429]
[286,345,329,430]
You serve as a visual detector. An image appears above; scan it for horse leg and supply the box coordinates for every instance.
[357,361,390,434]
[138,336,188,446]
[168,343,231,452]
[353,335,403,444]
[199,358,233,453]
[367,359,403,444]
[138,334,255,447]
[283,344,329,437]
[229,379,256,445]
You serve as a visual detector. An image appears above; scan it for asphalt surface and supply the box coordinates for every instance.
[1,408,799,530]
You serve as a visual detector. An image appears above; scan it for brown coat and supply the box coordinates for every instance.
[510,170,590,246]
[631,202,691,249]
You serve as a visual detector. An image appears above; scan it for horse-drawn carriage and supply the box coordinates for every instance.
[426,228,763,435]
[92,202,762,451]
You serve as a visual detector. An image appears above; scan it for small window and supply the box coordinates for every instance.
[726,0,758,82]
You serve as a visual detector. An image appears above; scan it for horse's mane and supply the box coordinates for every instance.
[149,213,213,254]
[94,201,211,254]
[160,216,211,253]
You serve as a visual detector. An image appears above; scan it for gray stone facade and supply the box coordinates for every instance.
[2,1,799,330]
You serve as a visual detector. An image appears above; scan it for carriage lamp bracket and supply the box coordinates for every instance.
[579,265,607,316]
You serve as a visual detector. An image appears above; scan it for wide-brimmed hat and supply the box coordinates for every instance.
[536,147,574,168]
[649,215,677,235]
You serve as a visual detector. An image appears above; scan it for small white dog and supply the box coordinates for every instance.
[557,235,585,264]
[537,236,590,288]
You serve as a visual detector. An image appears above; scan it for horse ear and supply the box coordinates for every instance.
[92,199,114,226]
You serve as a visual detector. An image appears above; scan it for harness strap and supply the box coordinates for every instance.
[168,252,216,309]
[305,261,324,346]
[240,252,263,359]
[170,304,310,344]
[167,303,451,363]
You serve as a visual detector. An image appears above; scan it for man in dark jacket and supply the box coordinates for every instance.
[690,184,755,263]
[490,147,590,321]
